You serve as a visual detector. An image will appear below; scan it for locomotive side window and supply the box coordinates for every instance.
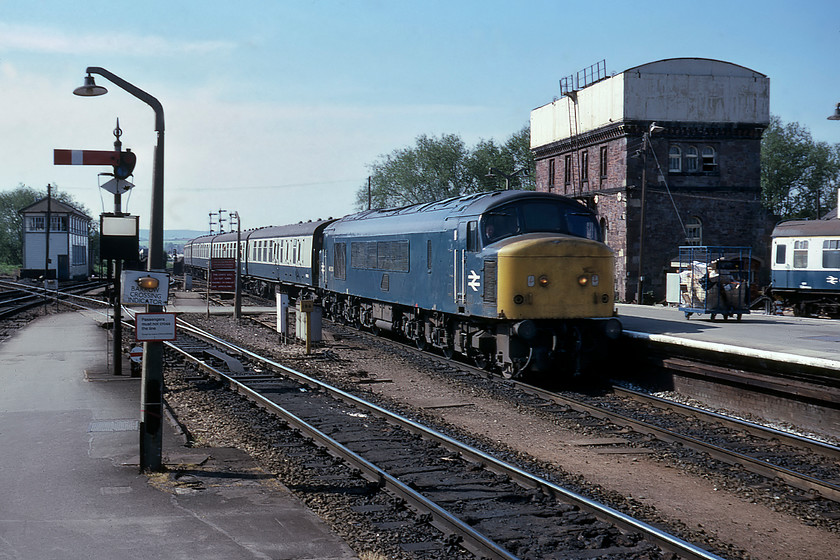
[793,240,808,268]
[824,240,840,269]
[775,244,786,265]
[466,221,479,252]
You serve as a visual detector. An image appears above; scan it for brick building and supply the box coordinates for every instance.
[530,58,774,302]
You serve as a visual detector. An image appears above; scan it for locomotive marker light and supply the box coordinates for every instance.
[75,67,167,472]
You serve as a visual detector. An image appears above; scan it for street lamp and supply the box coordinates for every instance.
[75,67,166,472]
[635,122,664,304]
[829,103,840,121]
[486,166,529,190]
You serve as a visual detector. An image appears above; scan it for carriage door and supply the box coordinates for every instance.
[454,220,481,312]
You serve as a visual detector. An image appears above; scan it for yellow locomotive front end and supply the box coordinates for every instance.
[496,235,616,320]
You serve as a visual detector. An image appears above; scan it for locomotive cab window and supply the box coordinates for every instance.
[482,200,601,245]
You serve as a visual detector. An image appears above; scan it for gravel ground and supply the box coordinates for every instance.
[167,302,840,560]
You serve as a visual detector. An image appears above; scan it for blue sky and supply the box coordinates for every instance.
[2,0,838,232]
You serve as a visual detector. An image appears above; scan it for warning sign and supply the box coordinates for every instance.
[135,313,177,341]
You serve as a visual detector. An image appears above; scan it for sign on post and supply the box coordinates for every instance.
[209,257,236,291]
[135,313,177,341]
[121,271,170,305]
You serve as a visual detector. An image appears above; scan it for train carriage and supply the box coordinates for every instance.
[771,219,840,316]
[185,190,621,378]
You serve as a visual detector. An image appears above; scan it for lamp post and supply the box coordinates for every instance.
[74,67,166,471]
[635,122,664,304]
[486,166,529,190]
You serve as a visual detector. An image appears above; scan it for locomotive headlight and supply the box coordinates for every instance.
[538,275,549,287]
[577,274,589,287]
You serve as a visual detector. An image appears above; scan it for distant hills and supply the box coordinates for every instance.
[139,229,206,241]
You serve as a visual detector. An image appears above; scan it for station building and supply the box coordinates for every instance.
[530,58,774,303]
[19,197,92,280]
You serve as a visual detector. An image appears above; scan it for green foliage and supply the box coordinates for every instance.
[0,184,94,266]
[356,125,535,210]
[761,115,840,220]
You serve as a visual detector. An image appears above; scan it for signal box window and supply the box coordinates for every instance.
[793,240,808,268]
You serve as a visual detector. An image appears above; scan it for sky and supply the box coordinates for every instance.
[2,0,839,233]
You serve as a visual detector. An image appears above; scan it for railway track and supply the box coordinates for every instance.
[162,317,724,560]
[246,310,840,513]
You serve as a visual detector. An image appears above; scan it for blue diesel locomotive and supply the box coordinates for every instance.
[185,190,621,377]
[771,218,840,317]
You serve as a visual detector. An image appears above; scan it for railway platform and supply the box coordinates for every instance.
[0,310,358,560]
[617,303,840,372]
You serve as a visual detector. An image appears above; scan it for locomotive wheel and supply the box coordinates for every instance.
[472,353,490,370]
[414,337,427,351]
[441,347,455,360]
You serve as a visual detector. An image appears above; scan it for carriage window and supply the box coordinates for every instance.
[793,240,808,268]
[775,244,786,265]
[823,240,840,269]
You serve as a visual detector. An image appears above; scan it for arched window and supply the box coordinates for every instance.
[685,146,699,172]
[668,146,681,173]
[702,146,717,171]
[686,216,702,246]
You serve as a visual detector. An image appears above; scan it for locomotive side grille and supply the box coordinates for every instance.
[351,240,409,272]
[483,259,497,303]
[334,242,346,280]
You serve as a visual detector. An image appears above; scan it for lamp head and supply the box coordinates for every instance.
[828,103,840,121]
[73,74,108,97]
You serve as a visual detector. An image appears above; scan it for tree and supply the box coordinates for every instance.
[761,115,840,219]
[355,126,536,210]
[0,184,93,267]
